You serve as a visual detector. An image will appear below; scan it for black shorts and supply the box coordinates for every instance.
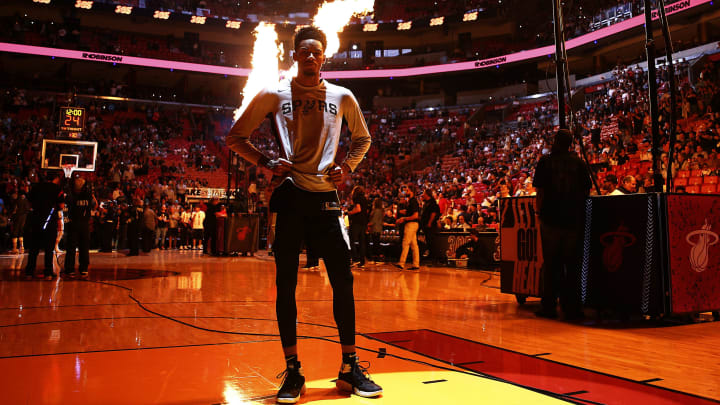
[192,229,203,240]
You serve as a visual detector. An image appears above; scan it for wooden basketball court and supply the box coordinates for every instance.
[0,250,718,404]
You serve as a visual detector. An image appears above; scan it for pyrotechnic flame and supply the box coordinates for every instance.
[313,0,375,57]
[234,22,280,121]
[234,1,374,120]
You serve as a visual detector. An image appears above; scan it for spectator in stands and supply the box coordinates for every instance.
[180,205,192,249]
[168,203,180,250]
[127,200,142,256]
[394,183,420,270]
[601,173,618,195]
[367,198,385,264]
[347,185,369,268]
[420,188,440,264]
[156,204,169,249]
[190,204,205,250]
[141,202,157,252]
[609,175,637,195]
[515,178,536,196]
[10,193,29,254]
[455,228,493,268]
[203,197,220,255]
[0,199,7,252]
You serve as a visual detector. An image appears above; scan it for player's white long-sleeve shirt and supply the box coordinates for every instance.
[227,78,371,192]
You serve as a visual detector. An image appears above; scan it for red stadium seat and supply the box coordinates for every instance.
[701,184,717,194]
[674,177,688,187]
[688,176,703,186]
[686,185,701,194]
[677,170,691,178]
[704,176,718,185]
[691,169,704,177]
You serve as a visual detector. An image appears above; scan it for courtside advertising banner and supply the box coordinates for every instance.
[666,194,720,314]
[500,197,543,297]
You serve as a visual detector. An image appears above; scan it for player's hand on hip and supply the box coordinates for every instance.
[329,163,349,186]
[267,158,292,176]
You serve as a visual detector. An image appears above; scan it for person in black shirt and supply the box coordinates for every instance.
[394,184,420,270]
[99,201,117,252]
[419,188,440,264]
[126,199,142,256]
[347,186,368,267]
[533,129,591,320]
[455,228,492,268]
[203,197,220,255]
[24,171,65,279]
[63,177,96,278]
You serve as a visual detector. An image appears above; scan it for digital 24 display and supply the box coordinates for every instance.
[59,107,86,134]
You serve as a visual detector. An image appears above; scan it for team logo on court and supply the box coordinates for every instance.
[686,219,718,273]
[600,225,636,272]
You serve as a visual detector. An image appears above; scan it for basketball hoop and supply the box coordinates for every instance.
[62,164,75,179]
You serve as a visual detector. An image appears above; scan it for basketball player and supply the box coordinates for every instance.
[226,26,381,404]
[62,177,96,278]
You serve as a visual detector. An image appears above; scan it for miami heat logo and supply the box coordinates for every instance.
[600,225,636,272]
[236,226,251,241]
[686,219,718,273]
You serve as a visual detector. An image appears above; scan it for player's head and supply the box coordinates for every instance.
[294,26,327,53]
[552,128,573,153]
[73,176,86,192]
[293,26,327,77]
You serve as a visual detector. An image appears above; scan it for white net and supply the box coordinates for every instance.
[62,164,75,179]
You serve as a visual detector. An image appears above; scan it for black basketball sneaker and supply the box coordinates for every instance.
[276,361,306,404]
[336,358,383,398]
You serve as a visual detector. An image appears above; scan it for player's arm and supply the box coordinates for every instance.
[226,89,285,170]
[340,92,371,173]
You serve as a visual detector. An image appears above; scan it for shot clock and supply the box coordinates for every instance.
[58,107,86,137]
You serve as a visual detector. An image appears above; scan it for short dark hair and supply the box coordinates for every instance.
[294,26,327,51]
[552,128,573,152]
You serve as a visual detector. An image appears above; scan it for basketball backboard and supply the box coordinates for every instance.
[41,139,98,172]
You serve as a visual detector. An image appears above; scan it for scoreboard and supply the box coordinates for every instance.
[58,107,86,137]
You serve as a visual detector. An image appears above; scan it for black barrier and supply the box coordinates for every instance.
[580,194,666,316]
[221,213,259,254]
[433,231,499,267]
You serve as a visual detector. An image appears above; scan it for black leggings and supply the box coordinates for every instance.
[273,210,354,348]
